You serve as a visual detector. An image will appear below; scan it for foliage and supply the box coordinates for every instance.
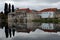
[32,18,60,23]
[12,5,14,12]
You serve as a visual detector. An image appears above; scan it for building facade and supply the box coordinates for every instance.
[38,8,57,18]
[55,9,60,19]
[8,8,40,28]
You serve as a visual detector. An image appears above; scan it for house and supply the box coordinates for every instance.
[8,11,27,27]
[55,9,60,19]
[8,8,40,28]
[38,8,57,19]
[38,8,60,20]
[16,8,39,21]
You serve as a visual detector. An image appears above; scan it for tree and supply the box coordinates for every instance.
[0,11,3,14]
[9,3,11,13]
[12,5,14,12]
[4,3,8,15]
[9,29,11,37]
[0,11,3,19]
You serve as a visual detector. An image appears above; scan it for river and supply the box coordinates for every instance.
[0,22,60,40]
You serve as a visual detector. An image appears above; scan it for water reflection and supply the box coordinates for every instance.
[39,23,60,32]
[1,19,60,38]
[5,25,15,38]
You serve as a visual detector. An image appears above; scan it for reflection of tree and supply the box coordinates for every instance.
[12,25,15,36]
[5,29,9,38]
[1,22,4,29]
[12,28,15,36]
[5,25,9,38]
[9,29,11,37]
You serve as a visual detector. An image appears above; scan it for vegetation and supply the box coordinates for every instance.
[4,3,8,15]
[12,5,14,12]
[9,3,11,13]
[32,18,60,23]
[4,3,15,22]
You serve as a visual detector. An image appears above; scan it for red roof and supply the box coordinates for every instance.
[40,8,57,12]
[16,8,32,13]
[16,8,57,14]
[19,8,29,10]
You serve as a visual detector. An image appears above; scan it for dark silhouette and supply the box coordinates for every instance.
[0,22,3,29]
[9,3,11,13]
[1,11,4,19]
[0,11,3,14]
[12,5,14,12]
[5,25,9,38]
[0,11,4,29]
[9,29,11,37]
[4,3,9,15]
[12,25,15,36]
[4,3,9,38]
[4,3,15,38]
[12,29,15,36]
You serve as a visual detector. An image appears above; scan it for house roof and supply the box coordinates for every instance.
[19,8,29,10]
[16,8,57,14]
[40,8,57,12]
[16,8,32,13]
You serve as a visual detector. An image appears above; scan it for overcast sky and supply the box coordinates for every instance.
[0,0,60,12]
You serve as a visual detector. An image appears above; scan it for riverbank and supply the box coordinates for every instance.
[32,19,60,23]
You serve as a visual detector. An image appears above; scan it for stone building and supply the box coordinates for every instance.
[55,9,60,19]
[8,8,40,28]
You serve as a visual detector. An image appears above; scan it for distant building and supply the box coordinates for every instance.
[38,8,57,18]
[8,8,40,27]
[55,9,60,19]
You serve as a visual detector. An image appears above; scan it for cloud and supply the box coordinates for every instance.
[12,0,60,3]
[13,1,60,10]
[0,0,60,12]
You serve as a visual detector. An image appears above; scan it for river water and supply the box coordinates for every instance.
[0,22,60,40]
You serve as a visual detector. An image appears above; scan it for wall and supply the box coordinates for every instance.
[39,12,55,18]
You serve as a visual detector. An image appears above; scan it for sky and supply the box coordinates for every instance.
[0,0,60,12]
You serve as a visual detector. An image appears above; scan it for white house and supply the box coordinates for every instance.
[38,8,57,18]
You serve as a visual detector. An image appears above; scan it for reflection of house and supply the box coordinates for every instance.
[54,23,60,31]
[15,22,41,33]
[16,28,31,33]
[42,29,57,32]
[38,23,57,32]
[38,23,60,32]
[40,23,54,30]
